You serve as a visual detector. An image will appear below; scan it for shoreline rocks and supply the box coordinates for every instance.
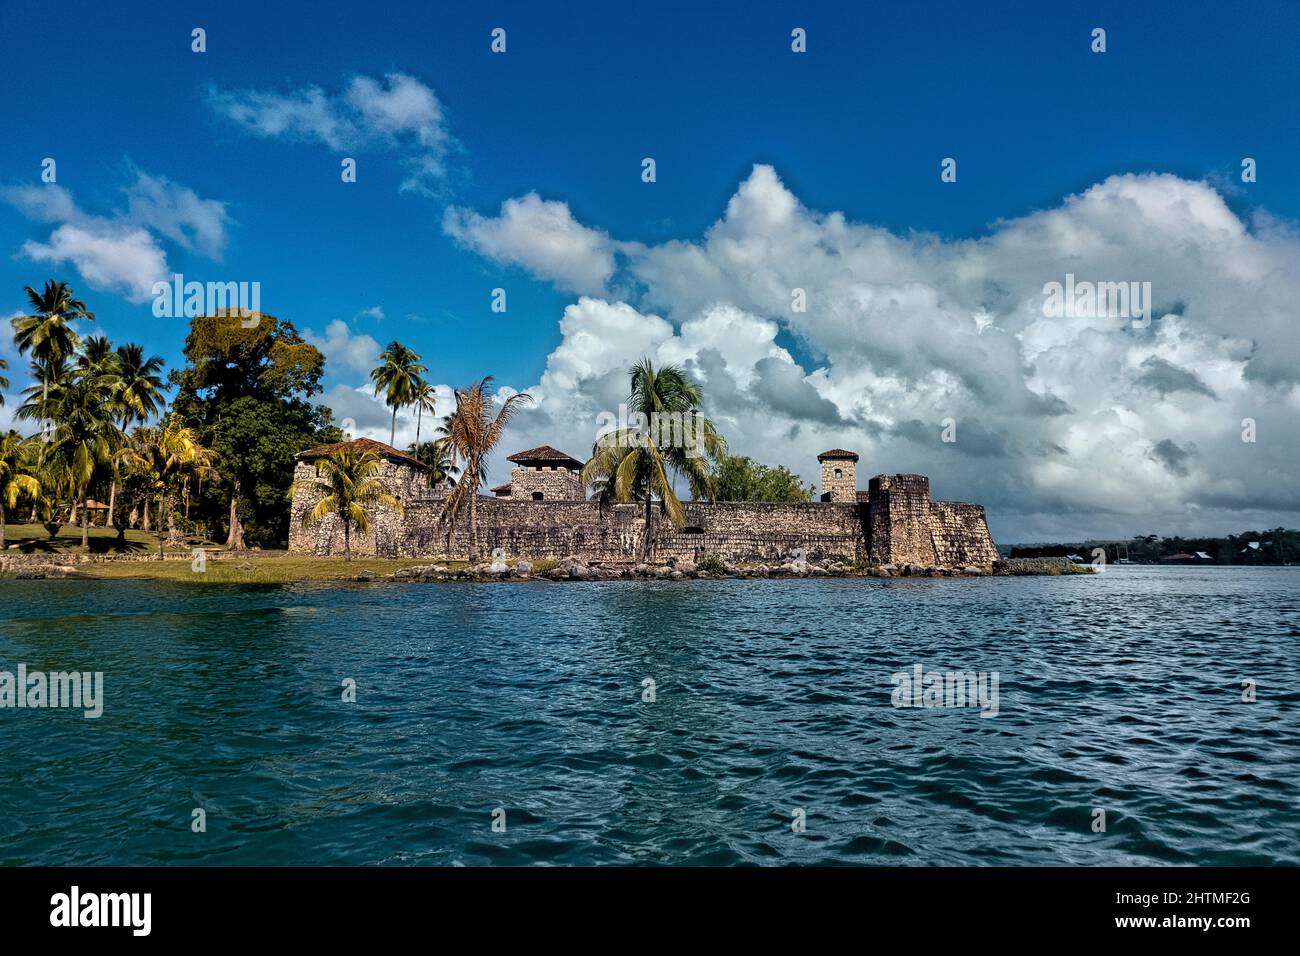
[384,553,1049,584]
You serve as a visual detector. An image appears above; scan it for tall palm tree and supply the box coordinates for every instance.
[439,378,532,561]
[105,343,166,520]
[11,280,92,433]
[74,335,116,376]
[580,359,726,561]
[411,377,438,448]
[0,431,41,550]
[0,356,8,407]
[295,449,402,561]
[369,342,426,447]
[38,373,123,548]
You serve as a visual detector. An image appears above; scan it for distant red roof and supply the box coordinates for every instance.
[297,437,424,469]
[490,483,513,495]
[507,445,583,468]
[817,448,860,461]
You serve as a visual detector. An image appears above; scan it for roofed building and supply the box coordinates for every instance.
[817,448,859,503]
[506,445,585,501]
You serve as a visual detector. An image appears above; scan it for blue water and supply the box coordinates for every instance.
[1,567,1297,865]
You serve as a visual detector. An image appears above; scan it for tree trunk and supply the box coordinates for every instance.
[468,475,479,563]
[81,493,90,549]
[415,404,422,449]
[343,521,352,562]
[389,406,397,447]
[642,492,653,562]
[157,496,165,559]
[225,478,246,551]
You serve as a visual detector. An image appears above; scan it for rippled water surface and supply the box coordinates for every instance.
[2,567,1298,865]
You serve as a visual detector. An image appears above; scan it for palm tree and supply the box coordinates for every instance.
[37,373,123,548]
[0,356,8,407]
[369,342,426,447]
[11,280,92,433]
[127,419,216,558]
[580,359,726,561]
[439,378,532,561]
[295,449,402,561]
[408,437,458,490]
[74,335,116,376]
[105,343,166,520]
[411,377,438,448]
[0,431,41,549]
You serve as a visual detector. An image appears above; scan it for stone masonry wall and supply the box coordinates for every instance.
[288,457,997,567]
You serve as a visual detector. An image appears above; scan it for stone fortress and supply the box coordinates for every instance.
[289,438,999,569]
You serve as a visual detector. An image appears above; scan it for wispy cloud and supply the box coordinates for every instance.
[3,171,231,303]
[209,73,453,197]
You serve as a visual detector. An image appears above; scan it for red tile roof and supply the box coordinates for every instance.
[817,448,860,461]
[507,445,583,468]
[296,437,424,468]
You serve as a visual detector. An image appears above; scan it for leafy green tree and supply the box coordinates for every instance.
[370,342,426,447]
[295,449,402,561]
[169,312,335,549]
[580,359,725,561]
[713,454,813,502]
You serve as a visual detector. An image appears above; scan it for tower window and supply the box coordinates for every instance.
[834,468,843,479]
[532,492,544,501]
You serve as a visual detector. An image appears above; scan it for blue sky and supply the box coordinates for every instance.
[2,0,1298,540]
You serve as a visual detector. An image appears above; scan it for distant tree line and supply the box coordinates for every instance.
[1010,528,1300,565]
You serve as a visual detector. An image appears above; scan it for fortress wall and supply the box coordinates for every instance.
[287,455,997,568]
[929,501,1001,568]
[867,474,939,566]
[394,499,864,563]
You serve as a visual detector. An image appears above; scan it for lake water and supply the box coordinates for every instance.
[1,567,1297,865]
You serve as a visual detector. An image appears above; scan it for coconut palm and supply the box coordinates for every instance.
[411,377,438,448]
[11,281,92,431]
[104,343,166,520]
[0,356,8,407]
[295,449,402,561]
[580,359,726,561]
[38,373,123,548]
[439,378,532,561]
[408,437,458,490]
[0,431,41,549]
[369,342,426,447]
[127,420,216,558]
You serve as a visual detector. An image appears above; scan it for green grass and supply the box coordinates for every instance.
[80,552,468,584]
[1,522,163,555]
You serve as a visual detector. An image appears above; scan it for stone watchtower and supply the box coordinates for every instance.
[506,445,585,500]
[817,448,859,502]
